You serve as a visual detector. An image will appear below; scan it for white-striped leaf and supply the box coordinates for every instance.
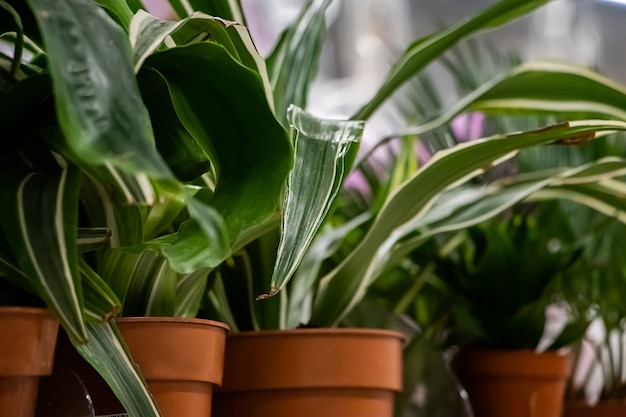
[266,0,332,126]
[258,105,364,299]
[166,0,245,22]
[130,9,273,106]
[311,121,626,326]
[0,166,87,342]
[384,157,626,275]
[389,61,626,140]
[72,322,161,417]
[101,249,176,317]
[354,0,551,120]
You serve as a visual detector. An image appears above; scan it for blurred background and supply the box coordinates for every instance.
[238,0,624,145]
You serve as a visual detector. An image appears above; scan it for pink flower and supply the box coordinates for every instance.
[451,112,486,142]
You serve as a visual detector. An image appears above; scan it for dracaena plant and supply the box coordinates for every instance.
[202,0,626,336]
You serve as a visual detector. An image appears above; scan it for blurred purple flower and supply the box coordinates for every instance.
[343,170,372,200]
[451,112,486,143]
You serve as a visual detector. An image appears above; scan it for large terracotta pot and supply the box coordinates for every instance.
[563,400,626,417]
[213,328,404,417]
[0,307,59,417]
[60,317,228,417]
[454,348,572,417]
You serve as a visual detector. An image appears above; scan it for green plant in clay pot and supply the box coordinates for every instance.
[0,0,296,415]
[183,1,626,416]
[4,0,626,416]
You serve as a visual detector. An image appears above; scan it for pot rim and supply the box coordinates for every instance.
[115,316,230,331]
[0,306,52,316]
[228,327,404,340]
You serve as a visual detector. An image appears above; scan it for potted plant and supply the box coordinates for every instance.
[187,1,626,416]
[307,29,626,416]
[0,0,292,415]
[558,220,626,417]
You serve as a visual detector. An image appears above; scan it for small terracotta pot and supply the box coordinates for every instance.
[563,400,626,417]
[58,317,228,417]
[454,348,572,417]
[0,307,59,417]
[213,328,404,417]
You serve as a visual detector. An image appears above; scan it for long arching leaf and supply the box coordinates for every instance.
[311,121,626,326]
[353,0,550,120]
[0,165,87,342]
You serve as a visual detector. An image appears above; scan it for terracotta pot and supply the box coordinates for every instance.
[0,307,59,417]
[454,348,572,417]
[563,400,626,417]
[59,317,228,417]
[213,328,404,417]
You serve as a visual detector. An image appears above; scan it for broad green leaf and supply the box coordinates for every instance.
[72,322,161,417]
[258,105,363,299]
[354,0,551,120]
[311,121,626,326]
[96,0,135,30]
[153,198,229,273]
[130,10,239,73]
[138,67,210,182]
[266,0,332,126]
[26,0,175,182]
[145,42,292,243]
[42,126,156,205]
[166,0,245,22]
[0,165,87,342]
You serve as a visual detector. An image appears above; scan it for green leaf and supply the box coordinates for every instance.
[145,42,292,243]
[354,0,551,120]
[166,0,245,22]
[266,0,332,126]
[79,258,121,323]
[392,61,626,140]
[384,157,626,276]
[77,227,111,253]
[154,198,229,273]
[72,322,161,417]
[530,180,626,222]
[258,105,364,299]
[101,248,176,317]
[130,10,242,73]
[175,267,211,317]
[26,0,175,182]
[0,165,87,342]
[96,0,135,30]
[311,121,626,326]
[0,1,24,81]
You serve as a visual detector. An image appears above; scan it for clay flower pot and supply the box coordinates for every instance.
[563,400,626,417]
[116,317,228,417]
[59,317,228,417]
[454,348,572,417]
[0,307,59,417]
[213,328,404,417]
